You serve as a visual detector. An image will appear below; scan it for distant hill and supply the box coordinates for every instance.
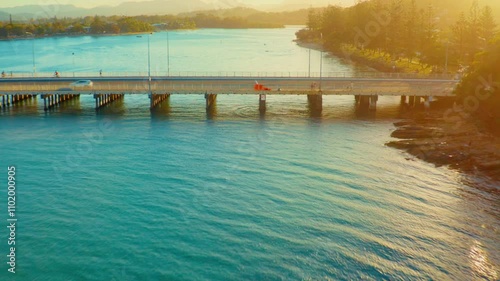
[0,11,9,21]
[0,0,315,25]
[1,4,83,20]
[179,7,315,25]
[1,0,247,19]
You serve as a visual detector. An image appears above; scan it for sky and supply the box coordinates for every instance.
[0,0,353,9]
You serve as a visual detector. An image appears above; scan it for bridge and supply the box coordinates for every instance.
[0,72,459,112]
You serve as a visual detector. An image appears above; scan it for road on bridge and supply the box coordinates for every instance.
[0,76,458,96]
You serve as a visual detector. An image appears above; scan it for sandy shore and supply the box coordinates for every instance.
[386,110,500,183]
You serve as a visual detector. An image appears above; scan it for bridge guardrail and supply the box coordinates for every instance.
[0,79,458,97]
[0,71,460,80]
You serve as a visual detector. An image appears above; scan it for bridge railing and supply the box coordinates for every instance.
[0,71,459,80]
[0,79,458,96]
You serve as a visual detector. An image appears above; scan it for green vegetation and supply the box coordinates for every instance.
[454,35,500,132]
[0,9,291,39]
[0,15,156,38]
[178,7,314,26]
[296,0,498,74]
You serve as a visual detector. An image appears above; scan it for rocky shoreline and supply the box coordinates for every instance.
[386,111,500,183]
[296,39,500,183]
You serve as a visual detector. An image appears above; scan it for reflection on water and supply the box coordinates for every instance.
[469,241,498,280]
[0,28,498,281]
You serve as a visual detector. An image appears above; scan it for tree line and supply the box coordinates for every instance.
[296,0,497,72]
[454,35,499,133]
[0,13,282,38]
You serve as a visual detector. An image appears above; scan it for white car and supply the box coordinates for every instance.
[70,80,93,88]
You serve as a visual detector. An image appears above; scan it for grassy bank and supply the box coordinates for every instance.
[328,44,436,74]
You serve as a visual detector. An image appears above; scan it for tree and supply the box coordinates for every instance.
[479,6,497,43]
[464,0,480,61]
[404,0,419,61]
[418,5,438,67]
[451,12,468,64]
[321,6,346,49]
[306,9,321,31]
[51,19,65,34]
[70,23,84,33]
[90,16,106,34]
[386,0,405,56]
[454,35,500,132]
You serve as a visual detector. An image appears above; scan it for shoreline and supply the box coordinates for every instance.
[295,38,499,184]
[0,31,164,41]
[294,40,326,52]
[1,25,285,42]
[386,110,500,184]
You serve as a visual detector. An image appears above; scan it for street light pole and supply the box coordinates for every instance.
[319,33,323,91]
[148,32,151,93]
[444,41,449,74]
[72,52,75,77]
[166,31,170,76]
[319,51,323,91]
[308,48,311,77]
[32,37,35,76]
[26,32,36,77]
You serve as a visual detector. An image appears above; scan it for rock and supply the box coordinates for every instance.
[387,115,499,181]
[476,160,500,171]
[394,121,414,127]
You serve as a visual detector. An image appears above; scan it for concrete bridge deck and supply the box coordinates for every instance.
[0,76,457,96]
[0,75,459,112]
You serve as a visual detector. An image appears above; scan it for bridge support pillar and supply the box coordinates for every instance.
[369,95,378,111]
[259,94,266,113]
[12,94,37,106]
[400,95,406,103]
[356,95,370,108]
[94,93,124,110]
[41,94,58,111]
[424,96,431,109]
[1,95,6,108]
[408,96,415,107]
[205,93,217,110]
[307,94,322,113]
[149,93,170,109]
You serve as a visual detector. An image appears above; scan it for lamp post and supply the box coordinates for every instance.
[72,52,75,77]
[166,31,170,76]
[319,33,323,91]
[308,48,311,78]
[444,40,449,74]
[26,32,36,77]
[148,32,152,93]
[319,51,323,91]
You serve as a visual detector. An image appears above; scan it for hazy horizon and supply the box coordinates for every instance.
[0,0,355,9]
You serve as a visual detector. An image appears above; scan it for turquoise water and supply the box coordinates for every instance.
[1,27,499,280]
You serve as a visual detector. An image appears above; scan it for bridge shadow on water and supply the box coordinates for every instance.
[95,99,126,117]
[150,100,172,120]
[206,106,217,121]
[1,94,441,123]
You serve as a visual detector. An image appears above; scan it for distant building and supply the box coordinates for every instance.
[152,23,168,31]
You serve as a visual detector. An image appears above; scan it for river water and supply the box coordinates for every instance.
[0,26,498,280]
